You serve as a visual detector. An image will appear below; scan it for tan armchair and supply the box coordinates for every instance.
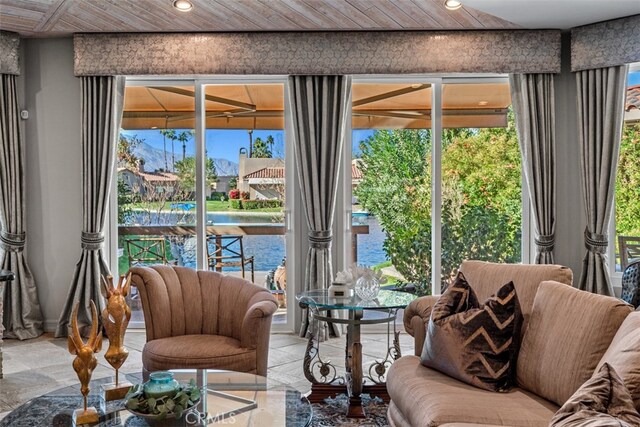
[130,265,278,377]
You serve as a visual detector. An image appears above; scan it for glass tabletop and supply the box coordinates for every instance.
[296,289,417,310]
[0,370,312,427]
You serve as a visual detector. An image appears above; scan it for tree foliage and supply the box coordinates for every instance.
[252,136,274,158]
[174,156,217,191]
[616,123,640,238]
[355,114,522,295]
[118,134,142,168]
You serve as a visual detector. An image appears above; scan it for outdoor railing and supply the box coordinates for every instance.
[118,223,370,262]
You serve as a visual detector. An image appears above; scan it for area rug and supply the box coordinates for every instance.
[310,394,389,427]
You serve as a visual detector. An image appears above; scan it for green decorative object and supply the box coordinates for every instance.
[142,371,181,399]
[125,377,201,421]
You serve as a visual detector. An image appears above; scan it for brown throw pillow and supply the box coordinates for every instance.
[550,363,640,427]
[420,272,522,392]
[596,312,640,411]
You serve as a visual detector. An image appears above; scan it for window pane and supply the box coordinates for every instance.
[352,82,432,293]
[440,82,522,288]
[615,65,640,272]
[118,85,196,322]
[204,84,287,324]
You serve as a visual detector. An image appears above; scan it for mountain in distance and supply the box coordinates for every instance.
[131,142,239,176]
[213,158,239,176]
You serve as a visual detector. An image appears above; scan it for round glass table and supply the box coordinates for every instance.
[296,289,417,418]
[0,369,312,426]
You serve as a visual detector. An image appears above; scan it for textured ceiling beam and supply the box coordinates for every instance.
[74,30,561,76]
[0,31,20,75]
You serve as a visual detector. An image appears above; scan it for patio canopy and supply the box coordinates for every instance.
[121,82,511,130]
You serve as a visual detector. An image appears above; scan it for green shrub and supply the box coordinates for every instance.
[229,199,243,209]
[242,199,283,210]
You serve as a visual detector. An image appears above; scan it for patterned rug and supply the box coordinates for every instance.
[310,394,389,427]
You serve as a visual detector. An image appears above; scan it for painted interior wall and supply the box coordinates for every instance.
[554,33,587,281]
[16,36,590,332]
[21,38,82,332]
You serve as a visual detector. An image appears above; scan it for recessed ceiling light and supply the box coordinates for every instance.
[478,101,489,106]
[444,0,462,11]
[173,0,193,12]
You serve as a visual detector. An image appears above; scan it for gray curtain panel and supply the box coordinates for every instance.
[0,74,44,339]
[289,75,351,338]
[509,74,556,264]
[56,76,125,337]
[576,65,628,295]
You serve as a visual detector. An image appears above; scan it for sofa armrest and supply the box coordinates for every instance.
[403,295,440,356]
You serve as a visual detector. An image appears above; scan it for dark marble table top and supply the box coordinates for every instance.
[0,370,312,427]
[0,270,14,282]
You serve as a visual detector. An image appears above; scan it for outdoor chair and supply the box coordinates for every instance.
[621,260,640,308]
[126,236,172,267]
[206,235,255,283]
[618,235,640,271]
[130,265,278,378]
[125,237,175,310]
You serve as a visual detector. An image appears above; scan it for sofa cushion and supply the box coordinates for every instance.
[388,355,559,427]
[143,334,256,372]
[459,261,573,338]
[421,273,522,391]
[549,363,640,427]
[517,281,633,406]
[596,311,640,411]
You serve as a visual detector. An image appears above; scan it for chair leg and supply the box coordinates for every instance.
[251,260,255,283]
[241,263,246,279]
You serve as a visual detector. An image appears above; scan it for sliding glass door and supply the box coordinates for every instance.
[347,77,526,296]
[110,77,295,331]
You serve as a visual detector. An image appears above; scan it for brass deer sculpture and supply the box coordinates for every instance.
[101,273,132,388]
[67,300,102,424]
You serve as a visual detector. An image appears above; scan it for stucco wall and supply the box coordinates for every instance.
[22,38,82,332]
[554,33,589,283]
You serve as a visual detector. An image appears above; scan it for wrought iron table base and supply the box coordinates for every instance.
[300,305,401,418]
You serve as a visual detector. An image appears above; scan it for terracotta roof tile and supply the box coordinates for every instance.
[244,167,284,179]
[244,165,363,180]
[352,163,363,180]
[627,85,640,111]
[120,168,178,182]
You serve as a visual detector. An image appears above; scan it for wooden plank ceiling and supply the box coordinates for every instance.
[0,0,520,37]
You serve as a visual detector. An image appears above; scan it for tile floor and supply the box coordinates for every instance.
[0,329,415,421]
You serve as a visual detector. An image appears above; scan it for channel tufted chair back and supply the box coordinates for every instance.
[130,265,278,377]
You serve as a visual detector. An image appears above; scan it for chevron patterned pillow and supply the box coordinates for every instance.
[421,272,522,392]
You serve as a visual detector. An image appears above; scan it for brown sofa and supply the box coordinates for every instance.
[387,261,636,427]
[130,265,278,377]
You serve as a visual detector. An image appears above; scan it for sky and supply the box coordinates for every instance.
[122,128,376,163]
[629,71,640,86]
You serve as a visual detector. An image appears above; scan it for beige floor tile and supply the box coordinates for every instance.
[0,330,418,417]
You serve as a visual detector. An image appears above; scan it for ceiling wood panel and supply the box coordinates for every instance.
[346,0,402,28]
[0,0,521,37]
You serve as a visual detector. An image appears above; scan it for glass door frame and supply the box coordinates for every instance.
[345,75,532,297]
[109,76,297,333]
[346,75,443,295]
